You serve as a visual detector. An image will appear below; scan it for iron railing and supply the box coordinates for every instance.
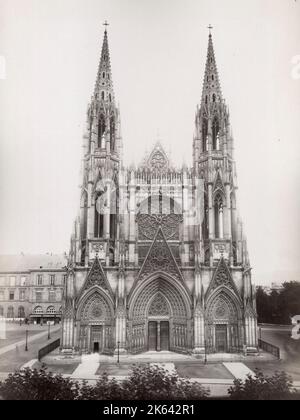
[38,338,60,361]
[258,339,280,359]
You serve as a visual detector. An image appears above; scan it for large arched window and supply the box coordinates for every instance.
[47,306,56,314]
[33,306,43,314]
[98,114,106,148]
[214,194,224,239]
[212,117,220,150]
[110,116,115,151]
[202,119,208,152]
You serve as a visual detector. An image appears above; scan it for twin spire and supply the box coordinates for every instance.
[93,24,222,109]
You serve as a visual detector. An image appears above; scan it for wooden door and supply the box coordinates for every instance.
[160,321,170,351]
[148,321,158,351]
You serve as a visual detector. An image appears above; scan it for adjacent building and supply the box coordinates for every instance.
[61,28,258,356]
[0,254,66,323]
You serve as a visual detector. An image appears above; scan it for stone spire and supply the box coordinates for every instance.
[201,31,222,106]
[93,25,115,104]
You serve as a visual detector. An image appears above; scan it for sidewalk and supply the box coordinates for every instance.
[0,326,61,357]
[0,327,61,373]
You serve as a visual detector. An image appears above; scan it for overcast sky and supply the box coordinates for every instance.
[0,0,300,285]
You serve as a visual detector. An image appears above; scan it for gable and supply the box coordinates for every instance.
[136,227,185,285]
[206,258,241,300]
[213,172,225,195]
[80,257,113,297]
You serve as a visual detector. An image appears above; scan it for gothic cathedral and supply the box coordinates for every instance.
[61,28,258,356]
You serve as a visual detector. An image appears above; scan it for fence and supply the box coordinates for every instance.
[38,338,60,361]
[258,339,280,359]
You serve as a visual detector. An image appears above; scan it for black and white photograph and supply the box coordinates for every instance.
[0,0,299,403]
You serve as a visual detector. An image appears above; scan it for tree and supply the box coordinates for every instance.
[256,282,300,325]
[228,369,300,400]
[0,367,80,400]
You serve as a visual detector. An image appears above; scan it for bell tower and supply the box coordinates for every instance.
[193,30,240,264]
[192,29,257,355]
[72,24,123,268]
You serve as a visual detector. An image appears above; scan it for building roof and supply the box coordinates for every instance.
[0,254,67,273]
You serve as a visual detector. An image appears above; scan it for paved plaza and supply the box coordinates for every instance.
[0,324,299,397]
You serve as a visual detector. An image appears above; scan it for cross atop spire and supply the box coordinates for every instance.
[207,24,213,35]
[103,20,109,32]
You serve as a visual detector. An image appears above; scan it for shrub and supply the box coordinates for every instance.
[0,366,80,400]
[228,369,300,400]
[120,364,210,400]
[79,373,124,400]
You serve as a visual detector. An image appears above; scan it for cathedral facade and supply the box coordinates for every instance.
[61,28,258,356]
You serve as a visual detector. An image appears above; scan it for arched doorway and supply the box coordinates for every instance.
[128,275,191,354]
[205,289,243,353]
[76,289,114,354]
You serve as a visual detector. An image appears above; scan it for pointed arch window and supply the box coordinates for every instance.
[102,72,105,78]
[212,75,214,81]
[212,117,220,150]
[101,91,105,101]
[202,119,208,152]
[98,114,106,148]
[213,93,216,102]
[110,116,115,151]
[214,194,224,239]
[95,190,105,238]
[202,193,209,240]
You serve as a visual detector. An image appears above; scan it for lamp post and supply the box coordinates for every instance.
[259,326,262,342]
[204,339,207,364]
[48,322,51,340]
[117,341,120,364]
[25,330,28,351]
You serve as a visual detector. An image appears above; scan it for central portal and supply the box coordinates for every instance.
[148,321,170,351]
